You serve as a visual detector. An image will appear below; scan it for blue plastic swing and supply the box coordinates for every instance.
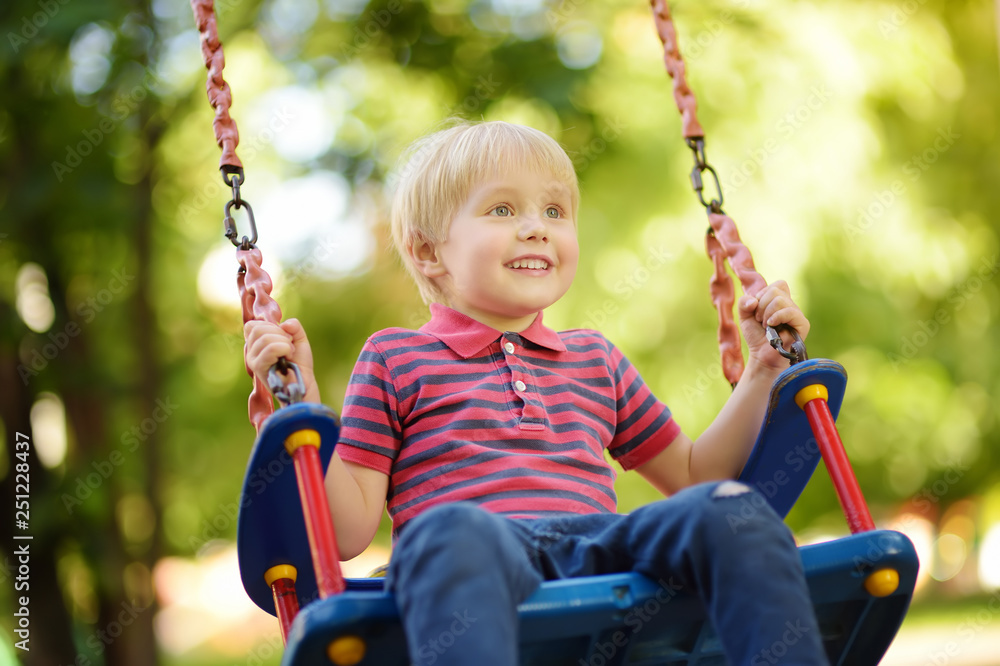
[236,358,919,666]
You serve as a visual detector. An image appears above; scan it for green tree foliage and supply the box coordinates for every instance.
[1,0,998,663]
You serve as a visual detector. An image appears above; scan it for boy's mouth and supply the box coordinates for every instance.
[505,258,550,270]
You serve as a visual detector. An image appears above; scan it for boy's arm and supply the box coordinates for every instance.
[634,358,781,494]
[636,281,808,494]
[324,457,389,560]
[326,336,405,560]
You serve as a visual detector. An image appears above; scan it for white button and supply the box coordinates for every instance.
[504,342,515,354]
[514,380,527,392]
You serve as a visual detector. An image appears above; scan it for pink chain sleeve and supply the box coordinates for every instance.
[649,0,704,139]
[191,0,243,169]
[237,247,282,432]
[649,0,772,386]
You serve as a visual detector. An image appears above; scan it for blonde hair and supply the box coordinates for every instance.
[389,120,580,304]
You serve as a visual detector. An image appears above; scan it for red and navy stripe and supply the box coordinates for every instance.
[337,307,680,533]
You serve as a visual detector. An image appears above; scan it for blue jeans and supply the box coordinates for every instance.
[386,481,829,666]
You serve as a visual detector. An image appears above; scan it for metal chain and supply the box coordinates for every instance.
[649,0,704,139]
[190,0,243,171]
[650,0,807,387]
[237,248,306,431]
[191,1,304,429]
[237,247,281,431]
[648,0,807,385]
[190,1,258,251]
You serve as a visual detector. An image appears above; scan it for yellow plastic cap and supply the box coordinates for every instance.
[794,384,829,410]
[864,568,900,597]
[327,635,366,665]
[285,429,321,454]
[264,564,298,587]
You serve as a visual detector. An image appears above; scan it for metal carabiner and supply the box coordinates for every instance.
[267,359,307,408]
[766,324,808,366]
[690,163,725,213]
[224,199,257,250]
[685,137,724,213]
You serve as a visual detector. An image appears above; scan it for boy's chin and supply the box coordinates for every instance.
[507,299,559,316]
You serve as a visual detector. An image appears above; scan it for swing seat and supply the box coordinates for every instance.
[283,531,916,666]
[236,359,918,666]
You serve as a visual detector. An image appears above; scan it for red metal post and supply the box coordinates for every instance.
[801,395,876,533]
[269,575,300,644]
[288,432,346,597]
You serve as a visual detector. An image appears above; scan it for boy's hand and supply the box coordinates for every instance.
[244,318,320,402]
[737,280,810,371]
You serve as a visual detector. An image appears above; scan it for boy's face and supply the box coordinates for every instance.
[421,166,579,332]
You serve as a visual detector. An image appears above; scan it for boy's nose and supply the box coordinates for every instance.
[517,215,549,242]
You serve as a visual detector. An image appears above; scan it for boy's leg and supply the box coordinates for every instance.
[542,481,829,665]
[386,502,542,666]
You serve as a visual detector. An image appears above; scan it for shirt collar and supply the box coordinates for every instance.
[420,303,567,358]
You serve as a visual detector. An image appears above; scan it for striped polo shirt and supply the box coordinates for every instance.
[336,304,682,533]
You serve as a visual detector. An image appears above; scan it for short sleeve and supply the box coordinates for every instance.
[336,338,403,475]
[603,339,682,470]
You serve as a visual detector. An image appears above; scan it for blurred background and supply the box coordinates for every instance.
[2,0,999,664]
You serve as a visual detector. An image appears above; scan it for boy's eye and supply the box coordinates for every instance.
[491,205,511,217]
[545,206,561,219]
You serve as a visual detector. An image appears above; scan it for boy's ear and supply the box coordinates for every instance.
[409,239,447,278]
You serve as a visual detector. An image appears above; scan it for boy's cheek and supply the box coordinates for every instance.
[567,247,581,272]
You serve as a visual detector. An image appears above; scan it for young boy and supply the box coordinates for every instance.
[245,121,829,665]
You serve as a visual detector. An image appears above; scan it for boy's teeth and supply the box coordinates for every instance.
[508,259,549,269]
